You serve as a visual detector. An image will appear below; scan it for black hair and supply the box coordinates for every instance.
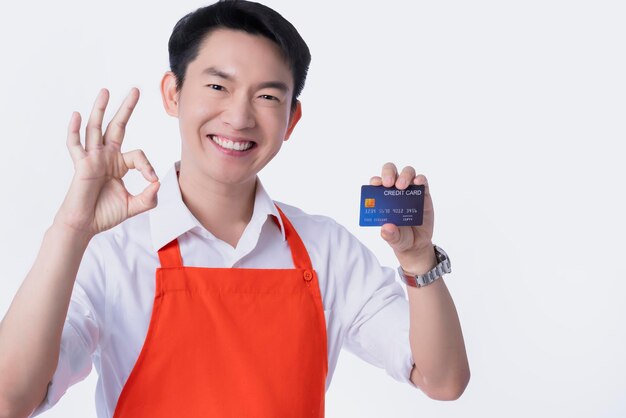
[168,0,311,110]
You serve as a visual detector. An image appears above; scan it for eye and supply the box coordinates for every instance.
[207,84,225,91]
[260,94,278,101]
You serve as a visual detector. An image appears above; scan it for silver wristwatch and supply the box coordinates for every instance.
[397,245,451,288]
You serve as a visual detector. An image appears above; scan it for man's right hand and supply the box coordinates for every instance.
[54,88,160,238]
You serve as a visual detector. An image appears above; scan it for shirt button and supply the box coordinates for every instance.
[303,270,313,281]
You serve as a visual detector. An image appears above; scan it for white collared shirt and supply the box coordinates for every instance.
[32,161,414,418]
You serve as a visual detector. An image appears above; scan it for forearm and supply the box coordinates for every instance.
[407,279,469,399]
[402,250,469,400]
[0,223,91,416]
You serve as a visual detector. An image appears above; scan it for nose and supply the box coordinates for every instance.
[220,94,256,130]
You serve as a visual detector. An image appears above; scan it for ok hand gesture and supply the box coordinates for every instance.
[54,88,160,238]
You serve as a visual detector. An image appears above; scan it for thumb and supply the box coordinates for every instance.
[380,224,401,246]
[127,181,160,218]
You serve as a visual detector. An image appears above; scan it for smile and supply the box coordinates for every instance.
[209,135,255,152]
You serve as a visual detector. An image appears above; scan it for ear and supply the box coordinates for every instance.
[161,71,179,117]
[284,100,302,141]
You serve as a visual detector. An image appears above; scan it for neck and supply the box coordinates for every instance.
[177,164,256,248]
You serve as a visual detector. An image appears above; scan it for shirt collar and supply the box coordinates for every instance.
[253,177,286,242]
[149,161,285,252]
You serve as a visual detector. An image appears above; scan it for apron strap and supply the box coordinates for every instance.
[157,239,183,268]
[275,204,313,271]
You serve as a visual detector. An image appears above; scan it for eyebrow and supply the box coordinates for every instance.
[203,66,232,80]
[202,66,290,93]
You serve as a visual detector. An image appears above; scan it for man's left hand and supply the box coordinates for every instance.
[370,162,437,275]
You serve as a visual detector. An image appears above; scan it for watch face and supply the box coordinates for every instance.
[434,246,448,262]
[434,246,452,273]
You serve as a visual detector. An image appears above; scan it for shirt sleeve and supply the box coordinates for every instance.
[30,240,104,416]
[332,224,416,385]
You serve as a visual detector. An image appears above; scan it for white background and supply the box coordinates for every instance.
[1,0,625,417]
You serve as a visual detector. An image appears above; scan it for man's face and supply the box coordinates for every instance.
[168,28,300,186]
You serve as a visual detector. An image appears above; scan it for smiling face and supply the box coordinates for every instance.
[162,28,302,188]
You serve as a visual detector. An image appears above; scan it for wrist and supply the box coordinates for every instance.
[48,221,94,247]
[398,243,437,276]
[398,245,452,288]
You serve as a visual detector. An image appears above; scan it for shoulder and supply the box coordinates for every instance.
[75,210,156,302]
[273,201,364,256]
[84,210,154,264]
[274,201,345,237]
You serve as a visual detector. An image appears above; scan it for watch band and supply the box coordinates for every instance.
[397,245,451,288]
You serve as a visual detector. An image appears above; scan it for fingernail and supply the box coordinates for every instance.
[383,176,393,186]
[397,178,407,188]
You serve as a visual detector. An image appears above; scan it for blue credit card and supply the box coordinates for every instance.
[359,185,425,227]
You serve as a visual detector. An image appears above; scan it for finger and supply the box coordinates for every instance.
[103,88,140,148]
[381,162,398,187]
[396,166,416,190]
[370,175,383,186]
[122,149,159,182]
[127,181,160,218]
[85,89,110,151]
[380,223,401,245]
[66,112,86,163]
[413,174,430,195]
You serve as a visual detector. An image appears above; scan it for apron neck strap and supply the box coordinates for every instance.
[274,204,313,270]
[157,238,183,269]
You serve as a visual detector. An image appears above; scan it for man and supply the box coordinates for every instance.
[0,1,469,417]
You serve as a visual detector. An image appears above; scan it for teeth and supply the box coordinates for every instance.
[211,135,253,151]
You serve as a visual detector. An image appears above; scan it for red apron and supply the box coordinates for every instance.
[112,206,328,417]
